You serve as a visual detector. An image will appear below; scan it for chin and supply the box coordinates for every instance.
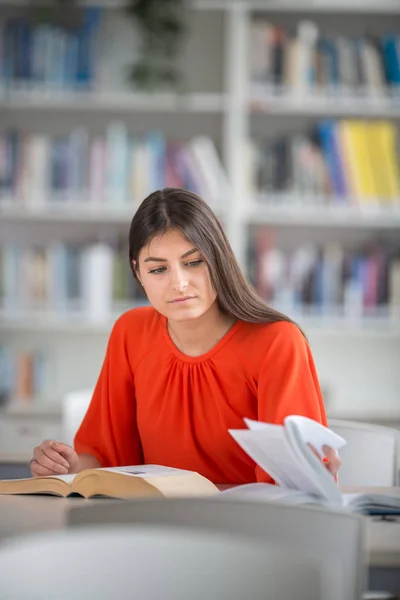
[166,304,208,322]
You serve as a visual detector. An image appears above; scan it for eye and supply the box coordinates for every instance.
[148,266,166,274]
[186,260,203,268]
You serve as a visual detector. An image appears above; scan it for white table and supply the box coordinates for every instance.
[0,495,399,597]
[0,495,398,567]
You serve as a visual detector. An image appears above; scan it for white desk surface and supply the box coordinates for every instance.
[0,495,399,568]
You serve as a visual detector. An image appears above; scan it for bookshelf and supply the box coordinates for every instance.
[0,1,400,461]
[226,2,400,425]
[245,200,400,228]
[0,90,227,113]
[250,93,400,118]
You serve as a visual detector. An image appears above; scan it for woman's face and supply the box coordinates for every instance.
[136,228,217,322]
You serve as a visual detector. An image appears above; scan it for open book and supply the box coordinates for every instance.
[0,465,219,499]
[227,416,400,515]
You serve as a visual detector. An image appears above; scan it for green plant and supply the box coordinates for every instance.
[28,0,81,30]
[125,0,188,91]
[26,0,188,92]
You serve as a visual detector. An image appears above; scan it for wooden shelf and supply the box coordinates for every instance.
[222,0,400,14]
[0,201,224,225]
[250,91,400,118]
[3,200,400,229]
[0,306,145,334]
[0,89,227,113]
[1,308,399,337]
[3,0,399,13]
[246,200,400,228]
[298,314,400,338]
[3,403,62,418]
[0,202,136,225]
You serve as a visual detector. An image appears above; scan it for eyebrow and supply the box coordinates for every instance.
[143,248,199,263]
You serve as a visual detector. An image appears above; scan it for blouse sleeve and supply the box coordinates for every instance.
[74,317,143,467]
[256,322,327,483]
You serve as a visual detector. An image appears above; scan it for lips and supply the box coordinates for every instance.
[170,296,195,303]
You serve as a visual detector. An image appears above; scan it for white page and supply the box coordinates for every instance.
[229,427,308,490]
[342,492,400,512]
[219,482,321,507]
[52,474,77,484]
[244,416,346,458]
[101,465,193,478]
[8,474,77,484]
[287,416,346,457]
[243,418,268,431]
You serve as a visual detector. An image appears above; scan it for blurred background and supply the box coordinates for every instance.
[0,0,399,474]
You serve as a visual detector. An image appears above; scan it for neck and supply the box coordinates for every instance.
[167,304,235,357]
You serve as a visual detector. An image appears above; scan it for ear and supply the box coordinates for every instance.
[132,260,143,286]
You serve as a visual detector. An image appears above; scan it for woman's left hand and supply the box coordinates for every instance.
[308,444,342,478]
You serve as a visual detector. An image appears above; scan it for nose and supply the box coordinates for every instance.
[170,267,189,293]
[173,279,188,293]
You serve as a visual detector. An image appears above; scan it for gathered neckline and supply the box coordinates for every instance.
[159,314,243,364]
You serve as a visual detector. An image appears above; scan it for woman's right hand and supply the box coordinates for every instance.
[30,440,81,477]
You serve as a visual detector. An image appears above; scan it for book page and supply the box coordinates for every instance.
[219,482,322,507]
[342,492,400,514]
[286,416,346,457]
[229,426,308,490]
[50,474,77,484]
[2,473,77,484]
[285,418,344,505]
[101,465,194,478]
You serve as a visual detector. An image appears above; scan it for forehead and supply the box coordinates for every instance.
[139,229,195,260]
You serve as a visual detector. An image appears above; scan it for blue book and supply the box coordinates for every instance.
[318,120,347,198]
[75,7,102,89]
[146,131,166,190]
[64,32,79,89]
[382,36,400,86]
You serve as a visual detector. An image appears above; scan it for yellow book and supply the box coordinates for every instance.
[344,120,377,203]
[373,122,400,203]
[338,121,362,202]
[367,121,389,201]
[0,465,219,499]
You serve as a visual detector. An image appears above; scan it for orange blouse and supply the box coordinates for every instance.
[74,306,327,484]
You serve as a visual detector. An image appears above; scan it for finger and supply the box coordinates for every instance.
[51,442,76,458]
[31,461,61,477]
[321,446,341,473]
[33,448,69,474]
[307,443,321,459]
[322,447,341,473]
[322,445,337,460]
[40,445,70,470]
[308,443,339,475]
[326,454,342,476]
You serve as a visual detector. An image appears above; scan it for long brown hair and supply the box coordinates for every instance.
[129,188,296,327]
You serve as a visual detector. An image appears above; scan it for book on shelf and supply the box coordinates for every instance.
[248,119,400,204]
[249,18,400,96]
[0,241,145,319]
[0,127,226,212]
[250,232,400,315]
[1,235,399,321]
[0,8,102,92]
[0,345,48,407]
[0,417,399,515]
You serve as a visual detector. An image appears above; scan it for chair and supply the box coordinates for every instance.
[61,389,93,446]
[328,419,400,486]
[0,524,322,599]
[67,496,367,600]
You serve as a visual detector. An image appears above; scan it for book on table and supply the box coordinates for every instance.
[223,415,400,515]
[0,464,219,499]
[0,415,399,514]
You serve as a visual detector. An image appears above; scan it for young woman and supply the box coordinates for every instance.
[30,188,341,484]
